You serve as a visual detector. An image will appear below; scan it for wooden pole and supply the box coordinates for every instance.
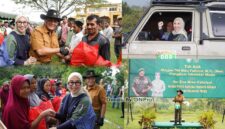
[222,109,225,123]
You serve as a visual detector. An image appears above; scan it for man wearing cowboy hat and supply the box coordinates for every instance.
[83,69,107,129]
[29,9,69,63]
[173,89,184,125]
[132,68,152,97]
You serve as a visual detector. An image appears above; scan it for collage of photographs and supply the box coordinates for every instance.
[0,0,225,129]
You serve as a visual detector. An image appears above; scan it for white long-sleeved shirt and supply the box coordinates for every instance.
[69,31,84,51]
[103,26,113,42]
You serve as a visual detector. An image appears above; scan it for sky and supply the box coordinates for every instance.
[0,0,122,23]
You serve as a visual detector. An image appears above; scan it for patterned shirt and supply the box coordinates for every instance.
[133,76,152,96]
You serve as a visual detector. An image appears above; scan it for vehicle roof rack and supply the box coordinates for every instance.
[152,0,223,5]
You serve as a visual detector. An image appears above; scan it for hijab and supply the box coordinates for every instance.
[0,81,10,107]
[24,74,36,91]
[68,72,91,102]
[2,75,30,129]
[36,78,52,101]
[172,17,188,40]
[24,74,41,107]
[50,79,56,96]
[14,15,29,35]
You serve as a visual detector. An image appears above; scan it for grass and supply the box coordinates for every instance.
[124,108,225,129]
[102,101,124,129]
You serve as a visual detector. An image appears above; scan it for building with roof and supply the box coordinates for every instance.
[75,2,122,26]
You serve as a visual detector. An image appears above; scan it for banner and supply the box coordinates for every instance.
[129,59,225,98]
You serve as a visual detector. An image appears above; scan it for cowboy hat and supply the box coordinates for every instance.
[177,89,184,94]
[83,70,99,78]
[40,9,62,22]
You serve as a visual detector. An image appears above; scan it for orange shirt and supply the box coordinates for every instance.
[174,95,184,104]
[29,25,59,63]
[85,84,107,112]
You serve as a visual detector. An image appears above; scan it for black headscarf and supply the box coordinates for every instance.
[36,78,53,101]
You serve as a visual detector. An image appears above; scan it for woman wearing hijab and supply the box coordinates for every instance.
[36,78,53,101]
[171,17,188,41]
[24,74,41,107]
[6,15,36,65]
[55,81,63,96]
[50,79,56,96]
[49,72,96,129]
[2,75,55,129]
[0,81,10,115]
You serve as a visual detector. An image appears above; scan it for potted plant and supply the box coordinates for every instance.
[138,109,156,129]
[199,111,216,129]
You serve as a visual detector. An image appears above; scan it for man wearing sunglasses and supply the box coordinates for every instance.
[83,70,107,129]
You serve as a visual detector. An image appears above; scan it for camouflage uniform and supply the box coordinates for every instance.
[132,76,152,97]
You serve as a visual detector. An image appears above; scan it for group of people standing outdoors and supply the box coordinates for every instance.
[0,9,122,67]
[0,69,107,129]
[105,80,125,118]
[0,20,14,38]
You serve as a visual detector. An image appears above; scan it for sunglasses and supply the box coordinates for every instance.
[68,81,81,85]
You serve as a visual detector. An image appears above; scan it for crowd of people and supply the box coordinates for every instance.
[104,79,125,118]
[0,69,108,129]
[0,9,122,67]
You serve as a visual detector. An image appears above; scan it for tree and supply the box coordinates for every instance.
[122,2,148,33]
[13,0,106,16]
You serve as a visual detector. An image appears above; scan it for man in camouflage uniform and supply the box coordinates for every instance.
[132,68,152,97]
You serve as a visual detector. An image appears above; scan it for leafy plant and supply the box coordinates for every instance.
[199,111,216,129]
[138,109,156,129]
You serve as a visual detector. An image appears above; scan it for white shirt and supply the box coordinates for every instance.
[6,27,12,35]
[151,79,166,97]
[103,26,113,41]
[69,31,84,51]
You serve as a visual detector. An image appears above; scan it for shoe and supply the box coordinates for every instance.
[120,116,124,118]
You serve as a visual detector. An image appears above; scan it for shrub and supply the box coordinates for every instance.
[199,111,216,129]
[138,109,156,129]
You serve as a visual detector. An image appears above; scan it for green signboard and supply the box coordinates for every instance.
[129,59,225,98]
